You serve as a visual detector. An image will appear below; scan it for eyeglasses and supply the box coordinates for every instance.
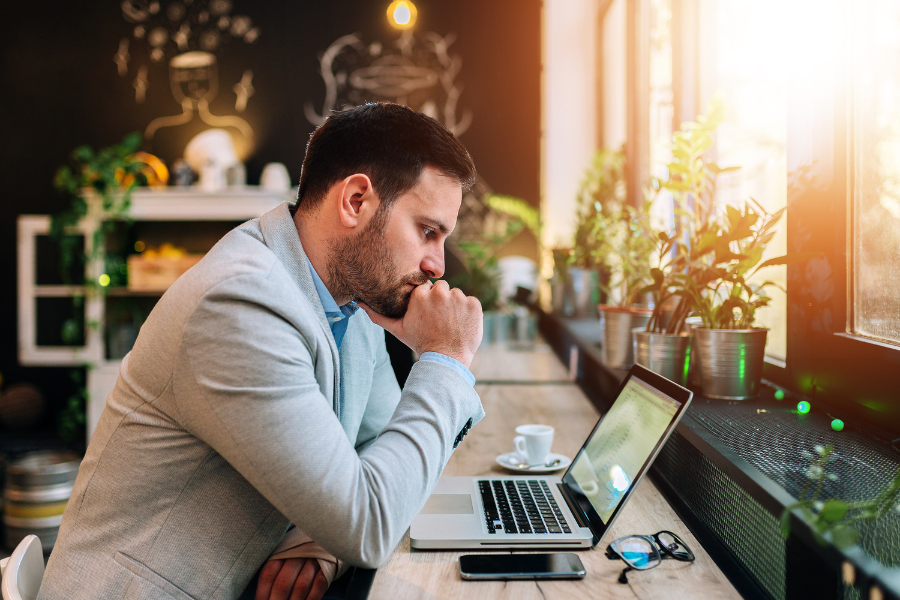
[605,530,695,584]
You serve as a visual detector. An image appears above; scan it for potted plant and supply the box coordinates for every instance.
[682,199,813,399]
[633,231,694,385]
[634,97,730,385]
[50,132,157,440]
[449,194,540,345]
[650,95,816,398]
[591,198,657,369]
[568,148,626,317]
[549,247,572,314]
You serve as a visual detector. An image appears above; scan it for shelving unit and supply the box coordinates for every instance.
[17,187,292,444]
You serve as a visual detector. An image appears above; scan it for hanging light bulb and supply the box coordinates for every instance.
[387,0,417,30]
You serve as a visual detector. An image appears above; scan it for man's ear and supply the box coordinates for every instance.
[337,173,379,230]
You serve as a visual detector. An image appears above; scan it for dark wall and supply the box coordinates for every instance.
[0,1,540,437]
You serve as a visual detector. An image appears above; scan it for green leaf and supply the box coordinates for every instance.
[820,499,848,523]
[780,509,793,539]
[662,181,692,192]
[725,205,742,227]
[485,194,541,238]
[73,145,94,163]
[830,525,860,549]
[752,251,824,274]
[120,131,143,153]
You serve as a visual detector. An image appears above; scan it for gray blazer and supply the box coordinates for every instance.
[39,203,484,600]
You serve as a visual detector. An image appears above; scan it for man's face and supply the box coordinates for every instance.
[328,165,461,318]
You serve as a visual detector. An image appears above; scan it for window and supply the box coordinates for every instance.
[850,0,900,346]
[648,0,674,232]
[601,0,627,151]
[702,0,789,361]
[590,0,900,433]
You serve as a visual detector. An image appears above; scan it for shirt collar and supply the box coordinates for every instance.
[305,256,358,322]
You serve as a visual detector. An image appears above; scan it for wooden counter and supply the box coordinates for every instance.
[367,343,742,599]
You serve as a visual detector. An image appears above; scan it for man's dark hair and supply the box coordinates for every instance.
[295,103,476,214]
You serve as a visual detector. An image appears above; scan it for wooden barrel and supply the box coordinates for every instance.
[4,451,80,550]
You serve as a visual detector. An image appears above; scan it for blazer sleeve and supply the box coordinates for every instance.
[175,272,484,569]
[354,328,402,452]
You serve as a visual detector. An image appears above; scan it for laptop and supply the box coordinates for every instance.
[410,363,692,550]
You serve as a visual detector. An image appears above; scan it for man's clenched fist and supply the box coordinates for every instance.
[360,280,482,368]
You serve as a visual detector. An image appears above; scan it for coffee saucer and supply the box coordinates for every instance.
[495,452,572,474]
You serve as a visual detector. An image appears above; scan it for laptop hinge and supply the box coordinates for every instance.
[557,483,589,529]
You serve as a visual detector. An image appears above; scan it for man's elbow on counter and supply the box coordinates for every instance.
[342,532,401,569]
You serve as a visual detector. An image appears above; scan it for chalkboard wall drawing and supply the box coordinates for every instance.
[305,25,499,247]
[115,0,260,146]
[305,29,472,137]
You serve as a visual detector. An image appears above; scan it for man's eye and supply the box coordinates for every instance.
[423,227,435,238]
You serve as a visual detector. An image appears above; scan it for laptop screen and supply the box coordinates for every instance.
[565,376,683,524]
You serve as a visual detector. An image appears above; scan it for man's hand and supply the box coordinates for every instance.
[360,280,483,368]
[255,558,328,600]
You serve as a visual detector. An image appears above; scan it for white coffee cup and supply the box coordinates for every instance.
[513,424,554,465]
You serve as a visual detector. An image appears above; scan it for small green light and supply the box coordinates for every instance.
[797,401,811,414]
[831,419,844,431]
[98,274,110,287]
[774,389,785,401]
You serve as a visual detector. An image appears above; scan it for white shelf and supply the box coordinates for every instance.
[18,186,288,443]
[108,187,292,221]
[33,285,86,297]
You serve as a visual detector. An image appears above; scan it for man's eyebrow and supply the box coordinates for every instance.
[418,216,451,235]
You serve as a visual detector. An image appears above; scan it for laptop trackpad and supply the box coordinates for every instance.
[420,494,474,514]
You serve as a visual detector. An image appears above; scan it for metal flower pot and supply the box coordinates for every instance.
[550,279,566,314]
[599,306,652,369]
[684,317,705,387]
[493,312,513,343]
[633,331,693,386]
[567,268,599,318]
[693,328,769,400]
[481,311,496,347]
[658,295,681,331]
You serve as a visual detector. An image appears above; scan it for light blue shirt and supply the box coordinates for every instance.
[305,257,476,386]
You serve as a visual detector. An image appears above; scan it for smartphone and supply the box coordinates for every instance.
[459,553,586,580]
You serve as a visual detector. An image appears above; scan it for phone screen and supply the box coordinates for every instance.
[459,553,585,580]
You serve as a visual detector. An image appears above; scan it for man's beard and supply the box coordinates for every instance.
[326,209,430,319]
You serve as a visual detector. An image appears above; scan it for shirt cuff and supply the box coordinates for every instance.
[419,352,476,387]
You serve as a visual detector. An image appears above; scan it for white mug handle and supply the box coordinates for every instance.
[514,435,527,459]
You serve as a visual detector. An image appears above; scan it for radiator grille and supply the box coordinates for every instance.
[687,395,900,568]
[656,430,787,600]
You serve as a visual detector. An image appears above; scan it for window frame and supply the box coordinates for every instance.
[783,29,900,436]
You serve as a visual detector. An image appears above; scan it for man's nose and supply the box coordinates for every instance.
[421,247,445,279]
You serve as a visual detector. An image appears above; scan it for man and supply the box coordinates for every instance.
[39,103,485,600]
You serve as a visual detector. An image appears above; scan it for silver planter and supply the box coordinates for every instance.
[493,312,513,343]
[509,312,539,350]
[694,328,769,400]
[633,331,693,386]
[684,317,705,387]
[550,279,566,314]
[599,306,652,369]
[481,311,514,345]
[481,312,495,347]
[567,268,599,318]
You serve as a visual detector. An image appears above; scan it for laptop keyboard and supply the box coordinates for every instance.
[477,479,573,535]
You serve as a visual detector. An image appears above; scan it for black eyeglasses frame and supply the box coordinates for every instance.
[605,530,695,584]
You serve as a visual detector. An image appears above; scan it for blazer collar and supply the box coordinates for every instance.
[258,202,330,332]
[258,202,342,416]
